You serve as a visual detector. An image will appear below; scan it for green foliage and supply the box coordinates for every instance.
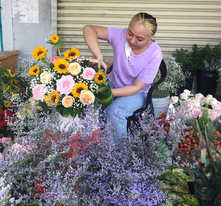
[156,165,200,206]
[172,48,194,69]
[0,67,20,110]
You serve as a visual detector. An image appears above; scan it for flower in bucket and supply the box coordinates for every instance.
[29,35,113,117]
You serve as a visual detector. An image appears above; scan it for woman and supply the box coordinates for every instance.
[83,12,163,139]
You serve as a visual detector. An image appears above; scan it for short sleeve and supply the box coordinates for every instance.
[138,55,162,84]
[108,27,126,46]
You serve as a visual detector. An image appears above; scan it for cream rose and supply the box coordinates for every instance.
[40,71,52,84]
[62,95,75,108]
[170,96,179,104]
[80,90,95,105]
[68,63,81,75]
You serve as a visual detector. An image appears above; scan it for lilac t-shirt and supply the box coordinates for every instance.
[107,27,163,93]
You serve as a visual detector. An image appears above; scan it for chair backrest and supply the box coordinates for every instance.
[127,59,167,124]
[144,59,167,109]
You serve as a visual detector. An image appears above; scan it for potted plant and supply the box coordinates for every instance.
[172,48,196,94]
[152,56,190,116]
[191,43,221,96]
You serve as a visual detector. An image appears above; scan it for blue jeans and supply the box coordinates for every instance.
[106,81,147,138]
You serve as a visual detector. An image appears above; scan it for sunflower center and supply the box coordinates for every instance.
[69,52,76,57]
[37,51,43,56]
[77,87,84,94]
[98,75,104,81]
[33,69,38,73]
[51,95,56,103]
[59,64,66,70]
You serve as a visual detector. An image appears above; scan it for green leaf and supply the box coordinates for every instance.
[50,63,55,70]
[69,109,75,117]
[63,108,71,117]
[41,58,48,64]
[56,105,64,113]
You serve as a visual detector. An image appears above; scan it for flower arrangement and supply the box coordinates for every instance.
[29,34,113,117]
[153,57,190,98]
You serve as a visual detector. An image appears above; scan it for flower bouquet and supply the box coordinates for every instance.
[29,34,113,117]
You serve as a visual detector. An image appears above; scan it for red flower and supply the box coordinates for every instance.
[0,109,13,129]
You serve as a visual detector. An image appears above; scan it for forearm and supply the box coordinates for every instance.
[111,85,141,97]
[83,25,103,59]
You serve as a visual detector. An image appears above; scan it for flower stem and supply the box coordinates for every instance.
[57,46,62,58]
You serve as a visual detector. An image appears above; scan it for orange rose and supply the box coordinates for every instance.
[68,63,81,76]
[80,90,95,105]
[62,95,75,108]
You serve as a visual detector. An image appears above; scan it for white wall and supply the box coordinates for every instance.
[1,0,57,65]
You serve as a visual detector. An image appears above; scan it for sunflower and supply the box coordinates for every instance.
[4,86,10,93]
[53,58,69,74]
[50,34,59,44]
[29,65,40,75]
[7,69,15,78]
[71,83,88,98]
[32,46,47,60]
[12,81,18,88]
[4,102,10,108]
[64,48,80,60]
[95,71,106,84]
[45,90,60,106]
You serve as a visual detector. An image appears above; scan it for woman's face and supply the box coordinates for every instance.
[126,22,151,49]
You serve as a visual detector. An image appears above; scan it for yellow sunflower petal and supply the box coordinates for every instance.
[64,48,81,60]
[53,58,69,74]
[29,65,40,75]
[32,46,47,60]
[71,83,88,98]
[50,34,59,44]
[45,90,60,106]
[7,69,15,78]
[95,71,106,84]
[4,102,11,108]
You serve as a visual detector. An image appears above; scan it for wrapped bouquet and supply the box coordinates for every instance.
[29,34,113,117]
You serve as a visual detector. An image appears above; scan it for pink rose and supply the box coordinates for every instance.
[170,96,179,104]
[56,75,75,95]
[82,67,96,80]
[192,109,202,118]
[11,143,28,155]
[213,104,221,111]
[32,84,48,101]
[209,98,218,106]
[195,93,204,100]
[179,93,188,100]
[0,137,12,144]
[209,111,220,121]
[50,56,59,64]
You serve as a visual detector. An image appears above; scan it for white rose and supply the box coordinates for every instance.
[183,89,191,96]
[40,71,52,84]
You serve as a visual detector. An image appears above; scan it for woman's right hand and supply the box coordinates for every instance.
[100,59,107,73]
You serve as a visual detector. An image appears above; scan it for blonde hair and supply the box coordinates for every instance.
[130,12,157,37]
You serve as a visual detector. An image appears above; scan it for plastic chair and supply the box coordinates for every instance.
[126,59,167,130]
